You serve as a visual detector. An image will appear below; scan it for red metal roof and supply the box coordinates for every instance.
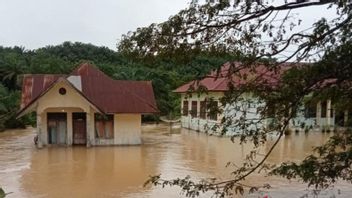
[20,74,64,109]
[19,63,158,114]
[174,62,295,93]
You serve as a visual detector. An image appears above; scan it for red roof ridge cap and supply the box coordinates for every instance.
[70,62,111,79]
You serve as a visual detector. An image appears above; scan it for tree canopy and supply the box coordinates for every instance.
[118,0,352,197]
[0,41,239,131]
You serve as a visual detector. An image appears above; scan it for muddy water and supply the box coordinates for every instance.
[0,125,351,198]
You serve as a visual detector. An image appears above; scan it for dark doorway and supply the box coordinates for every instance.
[73,112,87,145]
[47,113,67,144]
[335,111,345,127]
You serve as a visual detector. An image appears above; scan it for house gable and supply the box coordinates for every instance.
[17,78,102,118]
[18,63,159,117]
[37,79,99,113]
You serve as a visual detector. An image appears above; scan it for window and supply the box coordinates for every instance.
[59,87,66,95]
[305,103,316,118]
[191,101,198,117]
[266,102,276,118]
[208,101,218,121]
[182,101,189,116]
[321,101,327,118]
[95,114,114,139]
[200,101,206,119]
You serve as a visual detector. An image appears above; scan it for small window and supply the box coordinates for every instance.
[266,102,276,118]
[182,101,189,116]
[321,101,327,118]
[305,103,316,118]
[191,101,198,117]
[95,114,114,139]
[59,87,66,95]
[200,101,206,119]
[208,101,218,121]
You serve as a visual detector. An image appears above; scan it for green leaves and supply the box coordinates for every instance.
[0,187,7,198]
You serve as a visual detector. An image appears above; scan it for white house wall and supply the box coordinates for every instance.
[180,91,338,136]
[93,114,142,146]
[180,92,223,135]
[222,93,264,136]
[114,114,142,145]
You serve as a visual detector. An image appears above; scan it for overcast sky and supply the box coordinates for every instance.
[0,0,189,50]
[0,1,337,51]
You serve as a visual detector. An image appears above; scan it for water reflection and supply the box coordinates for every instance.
[0,125,351,197]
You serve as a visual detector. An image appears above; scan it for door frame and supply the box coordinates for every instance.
[47,112,67,145]
[72,112,87,145]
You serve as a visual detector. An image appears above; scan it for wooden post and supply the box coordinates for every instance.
[67,111,73,145]
[188,99,191,129]
[197,96,200,131]
[86,110,92,147]
[344,110,349,127]
[327,100,331,127]
[316,101,321,127]
[36,113,43,148]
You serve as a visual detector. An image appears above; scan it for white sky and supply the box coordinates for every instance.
[0,0,190,50]
[0,0,338,51]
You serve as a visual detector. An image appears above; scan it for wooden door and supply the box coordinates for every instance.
[73,113,87,145]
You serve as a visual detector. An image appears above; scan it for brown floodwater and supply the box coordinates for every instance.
[0,124,351,198]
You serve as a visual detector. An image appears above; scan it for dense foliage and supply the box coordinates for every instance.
[0,41,240,131]
[118,0,352,197]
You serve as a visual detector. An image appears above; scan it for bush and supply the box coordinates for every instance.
[284,128,292,135]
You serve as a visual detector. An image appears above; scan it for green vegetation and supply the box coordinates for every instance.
[117,0,352,197]
[0,187,10,198]
[0,188,5,198]
[0,41,240,131]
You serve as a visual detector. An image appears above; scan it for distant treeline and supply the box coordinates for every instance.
[0,41,241,131]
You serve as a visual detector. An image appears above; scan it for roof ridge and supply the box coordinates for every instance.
[21,74,66,77]
[114,79,152,84]
[70,62,111,79]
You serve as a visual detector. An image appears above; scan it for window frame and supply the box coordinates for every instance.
[200,101,207,119]
[321,101,327,118]
[94,114,114,139]
[182,101,189,116]
[191,101,198,118]
[304,103,316,118]
[208,101,218,121]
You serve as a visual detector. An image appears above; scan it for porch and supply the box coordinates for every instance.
[36,107,94,147]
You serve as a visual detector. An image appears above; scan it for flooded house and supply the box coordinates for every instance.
[174,62,348,135]
[17,63,158,147]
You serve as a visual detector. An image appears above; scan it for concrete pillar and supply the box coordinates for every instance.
[42,112,48,145]
[188,99,191,129]
[181,95,184,115]
[316,101,321,127]
[67,111,73,145]
[36,113,43,148]
[288,107,293,129]
[197,97,200,131]
[197,97,200,117]
[326,100,331,127]
[86,109,94,147]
